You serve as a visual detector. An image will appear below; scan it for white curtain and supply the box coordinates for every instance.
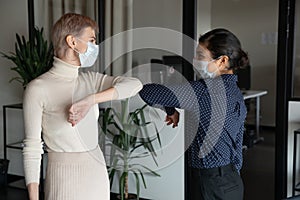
[34,0,97,39]
[103,0,133,76]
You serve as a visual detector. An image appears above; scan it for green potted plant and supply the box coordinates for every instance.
[1,27,54,88]
[100,99,162,200]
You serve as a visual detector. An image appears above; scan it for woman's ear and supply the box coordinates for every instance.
[66,35,76,49]
[218,55,230,70]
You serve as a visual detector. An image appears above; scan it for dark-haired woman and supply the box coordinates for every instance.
[139,28,248,200]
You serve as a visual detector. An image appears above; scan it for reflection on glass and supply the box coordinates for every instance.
[293,0,300,97]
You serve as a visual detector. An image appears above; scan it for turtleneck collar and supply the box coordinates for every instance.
[49,57,80,79]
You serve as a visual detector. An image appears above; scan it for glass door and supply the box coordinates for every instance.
[196,0,278,200]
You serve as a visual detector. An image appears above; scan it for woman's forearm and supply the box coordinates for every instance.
[68,85,139,126]
[93,87,118,104]
[68,87,119,126]
[27,183,39,200]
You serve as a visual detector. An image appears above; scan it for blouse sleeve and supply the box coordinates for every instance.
[139,83,181,108]
[22,82,44,185]
[233,124,245,172]
[139,82,203,115]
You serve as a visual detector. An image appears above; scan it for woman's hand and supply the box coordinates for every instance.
[165,110,180,128]
[68,94,95,126]
[67,88,117,126]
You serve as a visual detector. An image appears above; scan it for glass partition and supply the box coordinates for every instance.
[293,0,300,97]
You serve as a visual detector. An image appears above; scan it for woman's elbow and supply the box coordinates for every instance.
[115,77,143,99]
[128,78,143,96]
[134,78,143,93]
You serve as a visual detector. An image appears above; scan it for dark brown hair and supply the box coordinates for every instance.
[199,28,249,72]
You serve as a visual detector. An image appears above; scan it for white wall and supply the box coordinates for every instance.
[0,0,28,176]
[197,0,211,37]
[132,0,182,66]
[210,0,278,126]
[131,3,186,197]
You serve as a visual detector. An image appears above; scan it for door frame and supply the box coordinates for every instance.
[276,0,296,199]
[182,0,197,199]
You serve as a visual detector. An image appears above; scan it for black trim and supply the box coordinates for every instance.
[27,0,35,42]
[98,0,105,43]
[3,106,6,161]
[287,0,296,99]
[275,0,288,197]
[98,0,105,74]
[182,0,197,81]
[275,0,295,199]
[289,98,300,102]
[182,1,197,200]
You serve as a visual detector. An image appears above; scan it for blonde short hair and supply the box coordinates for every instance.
[51,13,98,57]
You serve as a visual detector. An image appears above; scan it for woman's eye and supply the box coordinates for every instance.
[89,39,96,43]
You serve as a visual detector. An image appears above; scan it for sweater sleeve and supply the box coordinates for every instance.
[96,73,143,99]
[22,82,44,186]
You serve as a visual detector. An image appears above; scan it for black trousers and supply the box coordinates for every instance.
[190,164,244,200]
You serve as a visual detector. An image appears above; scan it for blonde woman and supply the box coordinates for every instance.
[23,13,142,200]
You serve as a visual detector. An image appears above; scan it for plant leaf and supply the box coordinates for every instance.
[0,27,54,86]
[99,100,163,198]
[133,172,140,199]
[130,164,160,177]
[119,172,128,200]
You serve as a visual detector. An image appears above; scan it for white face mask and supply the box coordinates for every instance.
[74,38,99,68]
[193,58,219,79]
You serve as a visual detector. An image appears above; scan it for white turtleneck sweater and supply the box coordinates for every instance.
[22,57,143,185]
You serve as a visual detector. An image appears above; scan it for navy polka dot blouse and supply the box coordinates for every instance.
[139,74,247,171]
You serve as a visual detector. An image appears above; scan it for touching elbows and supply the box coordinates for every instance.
[113,77,143,100]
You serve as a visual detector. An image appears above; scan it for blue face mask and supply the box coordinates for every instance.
[74,38,99,68]
[193,58,219,79]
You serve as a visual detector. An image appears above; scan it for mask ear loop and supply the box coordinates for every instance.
[73,47,81,55]
[76,37,86,43]
[208,56,223,77]
[211,64,220,76]
[73,38,90,54]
